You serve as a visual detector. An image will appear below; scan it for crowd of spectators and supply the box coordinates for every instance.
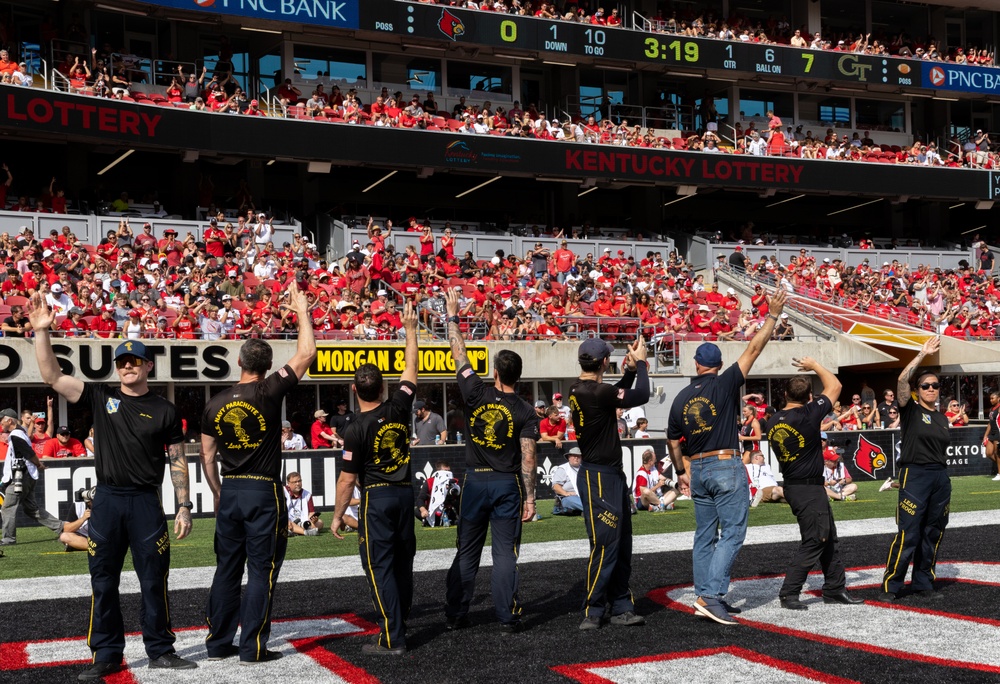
[0,399,93,460]
[726,237,1000,341]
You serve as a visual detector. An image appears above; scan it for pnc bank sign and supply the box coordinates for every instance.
[142,0,359,29]
[923,63,1000,94]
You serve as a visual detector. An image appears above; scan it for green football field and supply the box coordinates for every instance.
[3,475,999,580]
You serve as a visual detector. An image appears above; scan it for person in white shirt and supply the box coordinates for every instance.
[45,283,73,316]
[551,448,583,515]
[632,418,652,438]
[253,213,273,248]
[552,392,572,424]
[285,472,324,536]
[824,454,858,501]
[281,421,307,450]
[747,133,767,156]
[746,450,785,507]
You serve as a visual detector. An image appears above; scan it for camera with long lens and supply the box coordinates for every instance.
[75,487,97,503]
[9,457,27,495]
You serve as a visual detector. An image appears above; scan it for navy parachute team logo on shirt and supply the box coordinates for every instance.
[682,398,717,435]
[372,423,409,472]
[105,397,120,415]
[470,402,514,450]
[768,423,805,463]
[213,401,266,450]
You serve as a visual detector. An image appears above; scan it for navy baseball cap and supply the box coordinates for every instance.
[693,342,723,368]
[114,340,151,362]
[578,338,613,361]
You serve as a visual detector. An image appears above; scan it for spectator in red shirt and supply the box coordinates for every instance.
[42,426,86,458]
[538,406,567,449]
[311,409,336,449]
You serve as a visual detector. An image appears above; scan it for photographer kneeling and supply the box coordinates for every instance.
[60,488,94,551]
[1,408,65,547]
[284,472,324,536]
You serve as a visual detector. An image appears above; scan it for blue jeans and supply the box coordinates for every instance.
[552,495,583,515]
[690,455,749,600]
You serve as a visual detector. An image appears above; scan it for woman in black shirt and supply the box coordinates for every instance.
[880,336,951,601]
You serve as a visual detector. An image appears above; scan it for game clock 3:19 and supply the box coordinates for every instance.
[643,37,701,64]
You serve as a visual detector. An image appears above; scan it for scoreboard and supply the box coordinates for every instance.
[360,1,921,87]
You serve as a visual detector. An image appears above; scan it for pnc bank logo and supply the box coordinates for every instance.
[194,0,216,6]
[929,66,947,87]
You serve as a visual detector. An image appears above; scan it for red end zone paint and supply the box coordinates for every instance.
[551,646,859,684]
[648,562,1000,675]
[0,613,379,678]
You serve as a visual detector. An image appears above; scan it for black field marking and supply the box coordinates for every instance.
[4,527,1000,684]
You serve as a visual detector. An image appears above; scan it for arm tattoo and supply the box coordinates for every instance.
[168,443,190,503]
[520,438,537,501]
[897,351,926,406]
[448,321,469,368]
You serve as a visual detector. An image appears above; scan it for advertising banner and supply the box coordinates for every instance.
[140,0,359,30]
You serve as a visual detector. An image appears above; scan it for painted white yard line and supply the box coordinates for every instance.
[1,509,994,603]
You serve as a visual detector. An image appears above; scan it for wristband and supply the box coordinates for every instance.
[448,315,461,325]
[178,501,193,510]
[674,467,686,476]
[768,313,779,322]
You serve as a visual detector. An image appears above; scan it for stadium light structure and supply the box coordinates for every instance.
[975,201,994,210]
[97,150,134,176]
[456,175,501,198]
[827,198,882,216]
[676,185,698,196]
[766,194,805,208]
[362,170,397,193]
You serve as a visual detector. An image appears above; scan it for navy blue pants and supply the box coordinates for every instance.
[205,477,288,661]
[578,463,634,620]
[359,484,416,649]
[445,469,524,625]
[882,464,951,594]
[780,484,846,598]
[88,484,174,663]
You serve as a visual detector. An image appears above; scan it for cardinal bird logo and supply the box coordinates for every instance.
[852,435,888,478]
[438,9,465,40]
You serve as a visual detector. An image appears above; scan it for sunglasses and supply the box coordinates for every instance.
[889,411,898,415]
[919,382,941,390]
[115,355,145,369]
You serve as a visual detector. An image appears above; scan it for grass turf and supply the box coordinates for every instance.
[3,474,999,580]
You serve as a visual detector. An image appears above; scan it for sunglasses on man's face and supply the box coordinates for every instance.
[115,355,145,369]
[919,382,941,390]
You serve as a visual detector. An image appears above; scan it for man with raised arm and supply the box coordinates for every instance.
[201,282,317,663]
[667,288,787,625]
[766,356,862,610]
[29,293,196,681]
[571,334,651,630]
[331,303,420,655]
[441,289,539,633]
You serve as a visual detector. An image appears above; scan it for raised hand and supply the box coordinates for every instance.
[28,292,56,332]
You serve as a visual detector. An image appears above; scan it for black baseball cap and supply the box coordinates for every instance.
[578,338,613,361]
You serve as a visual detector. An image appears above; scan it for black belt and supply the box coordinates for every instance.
[783,476,825,487]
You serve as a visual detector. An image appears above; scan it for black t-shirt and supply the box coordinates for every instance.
[330,410,354,435]
[202,364,299,480]
[456,364,539,473]
[2,315,26,337]
[876,400,899,427]
[668,363,745,455]
[341,381,416,487]
[898,398,950,466]
[78,383,185,487]
[990,407,1000,442]
[569,364,650,468]
[728,250,745,269]
[765,395,831,480]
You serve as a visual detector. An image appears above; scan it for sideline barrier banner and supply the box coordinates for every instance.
[825,427,990,481]
[30,440,668,521]
[26,430,989,524]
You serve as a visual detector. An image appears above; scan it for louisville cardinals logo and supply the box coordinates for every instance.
[852,435,887,478]
[438,9,465,40]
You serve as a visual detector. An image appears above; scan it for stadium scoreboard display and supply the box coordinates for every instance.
[360,1,920,87]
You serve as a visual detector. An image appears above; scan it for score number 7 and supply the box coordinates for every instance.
[800,52,814,73]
